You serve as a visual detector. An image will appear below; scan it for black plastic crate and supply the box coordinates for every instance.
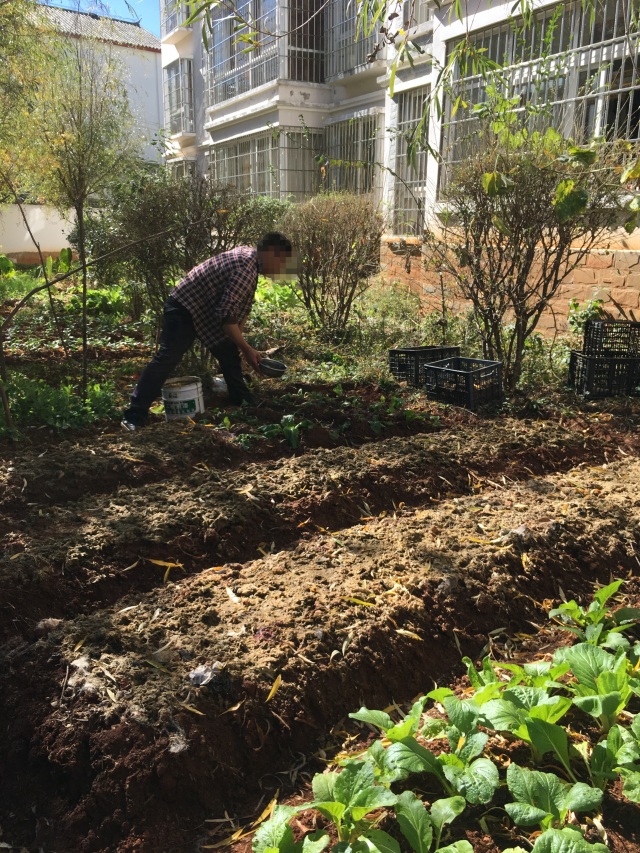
[389,345,460,386]
[582,319,640,357]
[424,357,503,410]
[569,350,640,397]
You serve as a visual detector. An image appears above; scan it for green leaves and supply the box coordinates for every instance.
[255,581,640,853]
[479,690,573,775]
[621,159,640,184]
[429,797,466,838]
[437,844,473,853]
[480,698,523,730]
[441,757,500,805]
[553,180,588,223]
[557,644,618,693]
[253,805,302,853]
[505,764,602,830]
[301,834,330,853]
[258,415,312,450]
[590,723,640,788]
[395,791,466,853]
[572,691,627,730]
[619,768,640,803]
[481,171,510,197]
[383,739,446,784]
[528,827,610,853]
[372,697,430,742]
[311,763,397,841]
[524,719,575,780]
[395,791,433,853]
[558,643,632,731]
[331,762,395,819]
[567,147,598,166]
[352,829,400,853]
[256,758,468,853]
[442,696,480,735]
[548,581,640,648]
[349,707,395,733]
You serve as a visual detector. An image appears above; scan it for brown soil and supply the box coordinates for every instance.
[1,385,640,853]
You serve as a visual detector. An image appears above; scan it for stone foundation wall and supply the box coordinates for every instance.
[6,251,50,266]
[380,236,640,335]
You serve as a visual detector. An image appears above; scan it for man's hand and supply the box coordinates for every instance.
[242,345,262,372]
[223,322,262,372]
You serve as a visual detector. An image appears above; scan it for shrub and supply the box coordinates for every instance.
[80,168,291,319]
[66,286,127,316]
[424,90,637,390]
[567,297,606,337]
[0,376,118,433]
[0,268,41,303]
[283,193,383,339]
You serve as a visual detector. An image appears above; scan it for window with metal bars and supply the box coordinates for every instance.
[205,0,278,106]
[403,0,431,29]
[441,0,640,185]
[168,160,197,179]
[205,0,326,107]
[287,0,325,82]
[164,59,194,135]
[280,128,324,197]
[393,87,429,234]
[325,0,377,79]
[209,136,273,192]
[324,115,380,193]
[161,0,192,37]
[206,127,322,198]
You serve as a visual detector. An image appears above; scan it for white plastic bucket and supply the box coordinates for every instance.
[162,376,205,421]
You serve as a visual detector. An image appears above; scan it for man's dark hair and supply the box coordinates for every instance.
[257,232,292,254]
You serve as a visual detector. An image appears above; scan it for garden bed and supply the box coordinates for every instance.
[1,384,640,853]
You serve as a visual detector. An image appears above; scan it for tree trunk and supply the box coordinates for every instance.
[76,202,88,400]
[0,336,13,430]
[0,331,7,384]
[508,326,528,391]
[0,378,14,432]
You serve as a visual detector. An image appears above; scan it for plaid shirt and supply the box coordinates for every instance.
[170,247,259,348]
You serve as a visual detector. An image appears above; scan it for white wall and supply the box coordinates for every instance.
[0,205,74,260]
[118,44,163,160]
[0,39,163,260]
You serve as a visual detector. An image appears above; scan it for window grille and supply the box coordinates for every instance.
[205,0,326,106]
[164,59,194,135]
[393,87,429,235]
[161,1,191,37]
[404,0,431,29]
[205,0,278,106]
[207,127,322,198]
[280,128,324,197]
[324,114,381,193]
[442,0,640,186]
[169,160,197,178]
[286,0,325,82]
[325,0,377,79]
[210,136,268,191]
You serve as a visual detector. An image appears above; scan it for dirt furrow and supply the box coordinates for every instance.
[2,420,626,640]
[2,453,640,852]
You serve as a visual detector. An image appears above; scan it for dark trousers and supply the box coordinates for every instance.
[124,298,254,424]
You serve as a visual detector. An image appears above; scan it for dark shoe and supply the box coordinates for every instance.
[121,419,140,432]
[229,397,255,407]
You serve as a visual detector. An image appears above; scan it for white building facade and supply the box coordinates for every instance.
[161,0,640,241]
[1,7,163,262]
[41,6,163,161]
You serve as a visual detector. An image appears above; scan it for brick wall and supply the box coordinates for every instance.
[380,237,640,334]
[6,251,50,266]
